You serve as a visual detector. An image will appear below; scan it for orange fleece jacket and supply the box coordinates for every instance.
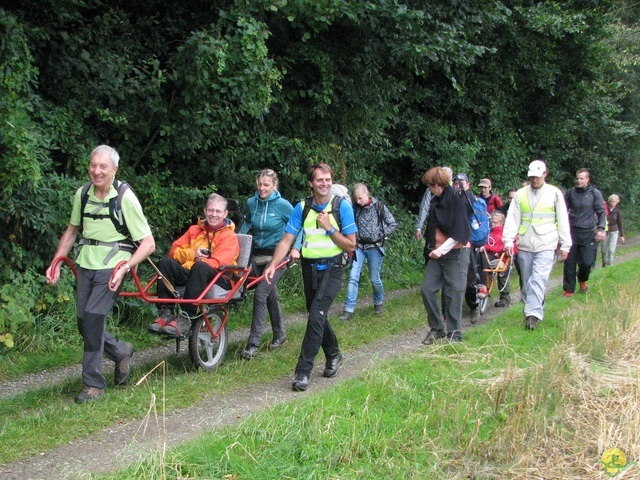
[169,218,239,270]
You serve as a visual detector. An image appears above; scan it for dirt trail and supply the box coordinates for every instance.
[2,240,639,480]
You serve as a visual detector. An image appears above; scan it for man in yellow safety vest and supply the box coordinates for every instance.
[264,162,357,391]
[502,159,572,330]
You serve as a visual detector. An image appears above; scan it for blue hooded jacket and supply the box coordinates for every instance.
[239,190,294,252]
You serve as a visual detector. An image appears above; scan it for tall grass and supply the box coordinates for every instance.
[0,291,428,466]
[100,260,640,479]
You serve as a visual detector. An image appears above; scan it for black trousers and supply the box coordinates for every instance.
[563,228,597,293]
[295,260,343,376]
[157,257,229,315]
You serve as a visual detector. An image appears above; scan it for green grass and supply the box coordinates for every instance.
[96,258,640,480]
[0,287,429,465]
[2,234,639,476]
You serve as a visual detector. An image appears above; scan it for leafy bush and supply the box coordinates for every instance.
[2,1,640,350]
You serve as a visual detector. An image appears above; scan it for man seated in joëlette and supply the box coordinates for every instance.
[148,193,239,337]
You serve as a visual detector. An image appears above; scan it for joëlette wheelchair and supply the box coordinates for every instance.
[51,233,291,371]
[477,250,513,315]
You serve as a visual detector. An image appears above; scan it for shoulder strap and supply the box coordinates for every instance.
[110,180,131,237]
[301,194,343,230]
[79,181,94,233]
[463,192,476,215]
[375,199,384,222]
[301,195,314,225]
[376,199,385,240]
[330,195,343,230]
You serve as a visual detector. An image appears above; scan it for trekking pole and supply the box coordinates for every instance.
[146,258,181,298]
[129,238,181,298]
[482,247,492,268]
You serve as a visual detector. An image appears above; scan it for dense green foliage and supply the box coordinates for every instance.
[1,1,640,344]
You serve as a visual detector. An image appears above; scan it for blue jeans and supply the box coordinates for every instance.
[344,246,385,313]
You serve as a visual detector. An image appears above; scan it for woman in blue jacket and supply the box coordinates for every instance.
[239,169,299,359]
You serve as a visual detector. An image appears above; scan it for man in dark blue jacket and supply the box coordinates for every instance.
[562,168,606,296]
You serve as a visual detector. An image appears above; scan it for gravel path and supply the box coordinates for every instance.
[2,240,639,480]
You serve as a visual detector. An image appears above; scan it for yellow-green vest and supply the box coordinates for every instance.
[517,188,557,236]
[301,196,343,259]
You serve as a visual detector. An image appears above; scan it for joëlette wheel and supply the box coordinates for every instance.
[479,295,490,315]
[188,310,228,370]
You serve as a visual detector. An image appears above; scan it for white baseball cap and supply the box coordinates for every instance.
[527,160,546,177]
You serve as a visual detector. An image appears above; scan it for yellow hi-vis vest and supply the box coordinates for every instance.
[517,188,557,236]
[301,196,343,259]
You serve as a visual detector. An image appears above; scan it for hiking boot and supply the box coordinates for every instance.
[114,342,134,386]
[75,386,105,403]
[340,311,354,321]
[269,336,288,350]
[476,284,488,299]
[579,281,588,293]
[240,344,258,360]
[323,353,343,378]
[446,331,462,343]
[161,316,191,337]
[292,373,309,392]
[525,315,539,330]
[470,307,479,324]
[422,329,446,345]
[374,304,384,314]
[494,296,510,308]
[563,291,574,298]
[149,307,175,334]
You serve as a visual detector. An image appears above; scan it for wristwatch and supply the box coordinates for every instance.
[326,227,336,236]
[123,263,131,272]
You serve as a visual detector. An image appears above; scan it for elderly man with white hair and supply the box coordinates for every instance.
[46,145,156,402]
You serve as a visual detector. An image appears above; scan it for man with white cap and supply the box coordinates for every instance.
[502,159,572,330]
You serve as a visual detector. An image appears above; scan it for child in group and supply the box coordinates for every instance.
[340,183,397,320]
[476,211,516,307]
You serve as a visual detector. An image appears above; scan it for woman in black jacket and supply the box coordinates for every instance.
[420,167,471,344]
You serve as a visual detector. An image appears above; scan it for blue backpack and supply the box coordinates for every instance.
[468,195,491,248]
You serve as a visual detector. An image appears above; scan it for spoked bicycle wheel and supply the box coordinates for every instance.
[189,310,228,370]
[479,275,494,315]
[478,294,490,315]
